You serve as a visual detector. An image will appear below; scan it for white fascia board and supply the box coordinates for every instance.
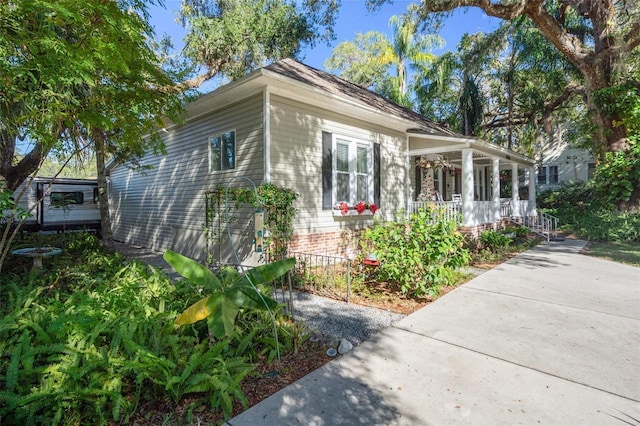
[408,132,534,167]
[409,144,471,156]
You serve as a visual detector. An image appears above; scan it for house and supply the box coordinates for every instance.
[107,59,537,263]
[536,139,595,191]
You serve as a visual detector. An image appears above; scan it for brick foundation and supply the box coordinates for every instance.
[288,230,362,257]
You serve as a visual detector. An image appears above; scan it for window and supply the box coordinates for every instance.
[333,136,373,205]
[537,167,547,185]
[50,192,83,207]
[537,165,559,185]
[209,130,235,172]
[548,165,559,184]
[322,131,380,210]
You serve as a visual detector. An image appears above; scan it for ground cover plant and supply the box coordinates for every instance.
[0,233,311,425]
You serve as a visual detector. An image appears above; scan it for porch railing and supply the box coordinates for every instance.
[500,199,536,218]
[410,201,462,224]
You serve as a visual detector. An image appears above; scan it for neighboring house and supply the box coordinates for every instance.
[537,142,595,191]
[108,59,536,263]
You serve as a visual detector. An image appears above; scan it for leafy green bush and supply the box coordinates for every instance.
[538,179,640,242]
[571,210,640,242]
[537,180,600,224]
[479,230,512,252]
[0,233,302,424]
[359,208,470,297]
[513,226,531,239]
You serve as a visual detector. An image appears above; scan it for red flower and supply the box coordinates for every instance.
[355,201,366,214]
[368,203,378,214]
[338,202,349,215]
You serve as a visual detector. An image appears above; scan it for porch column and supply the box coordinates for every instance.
[462,149,475,226]
[511,163,520,217]
[528,166,536,216]
[493,158,501,222]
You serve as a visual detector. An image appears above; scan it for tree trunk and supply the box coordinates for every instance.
[94,130,115,252]
[1,131,47,191]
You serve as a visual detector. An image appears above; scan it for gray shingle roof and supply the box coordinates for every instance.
[264,58,459,137]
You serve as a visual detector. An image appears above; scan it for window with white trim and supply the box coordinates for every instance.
[209,130,235,172]
[537,165,559,185]
[333,135,374,205]
[537,166,547,185]
[548,165,558,184]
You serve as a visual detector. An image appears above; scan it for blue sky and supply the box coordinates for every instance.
[149,1,499,72]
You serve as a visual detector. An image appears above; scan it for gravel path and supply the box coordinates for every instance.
[285,291,406,346]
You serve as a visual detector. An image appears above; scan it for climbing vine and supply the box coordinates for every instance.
[204,183,298,266]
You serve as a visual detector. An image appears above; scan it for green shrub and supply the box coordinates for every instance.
[572,210,640,242]
[513,226,530,238]
[538,181,640,242]
[537,181,600,224]
[359,208,470,297]
[479,230,512,252]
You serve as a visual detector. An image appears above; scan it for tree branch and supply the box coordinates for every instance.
[418,0,527,19]
[483,83,584,130]
[417,0,592,73]
[623,21,640,51]
[172,59,227,91]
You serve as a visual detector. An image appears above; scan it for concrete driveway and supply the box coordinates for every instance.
[228,239,640,425]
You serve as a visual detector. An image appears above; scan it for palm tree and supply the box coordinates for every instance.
[325,13,442,108]
[375,14,441,106]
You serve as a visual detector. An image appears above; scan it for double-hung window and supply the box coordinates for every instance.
[209,130,236,172]
[548,165,558,184]
[333,136,373,205]
[537,166,547,185]
[537,165,558,185]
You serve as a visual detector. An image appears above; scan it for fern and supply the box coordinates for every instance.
[6,330,27,392]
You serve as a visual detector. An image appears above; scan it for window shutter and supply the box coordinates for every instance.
[373,142,381,207]
[322,131,333,210]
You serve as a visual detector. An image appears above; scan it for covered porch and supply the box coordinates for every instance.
[406,131,536,228]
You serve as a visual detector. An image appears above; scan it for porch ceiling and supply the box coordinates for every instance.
[407,132,534,167]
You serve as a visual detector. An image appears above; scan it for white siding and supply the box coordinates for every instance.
[268,94,408,236]
[110,94,265,260]
[538,146,594,191]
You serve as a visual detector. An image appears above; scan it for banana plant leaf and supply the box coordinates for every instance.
[226,285,279,311]
[163,250,221,289]
[206,293,238,339]
[168,251,296,338]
